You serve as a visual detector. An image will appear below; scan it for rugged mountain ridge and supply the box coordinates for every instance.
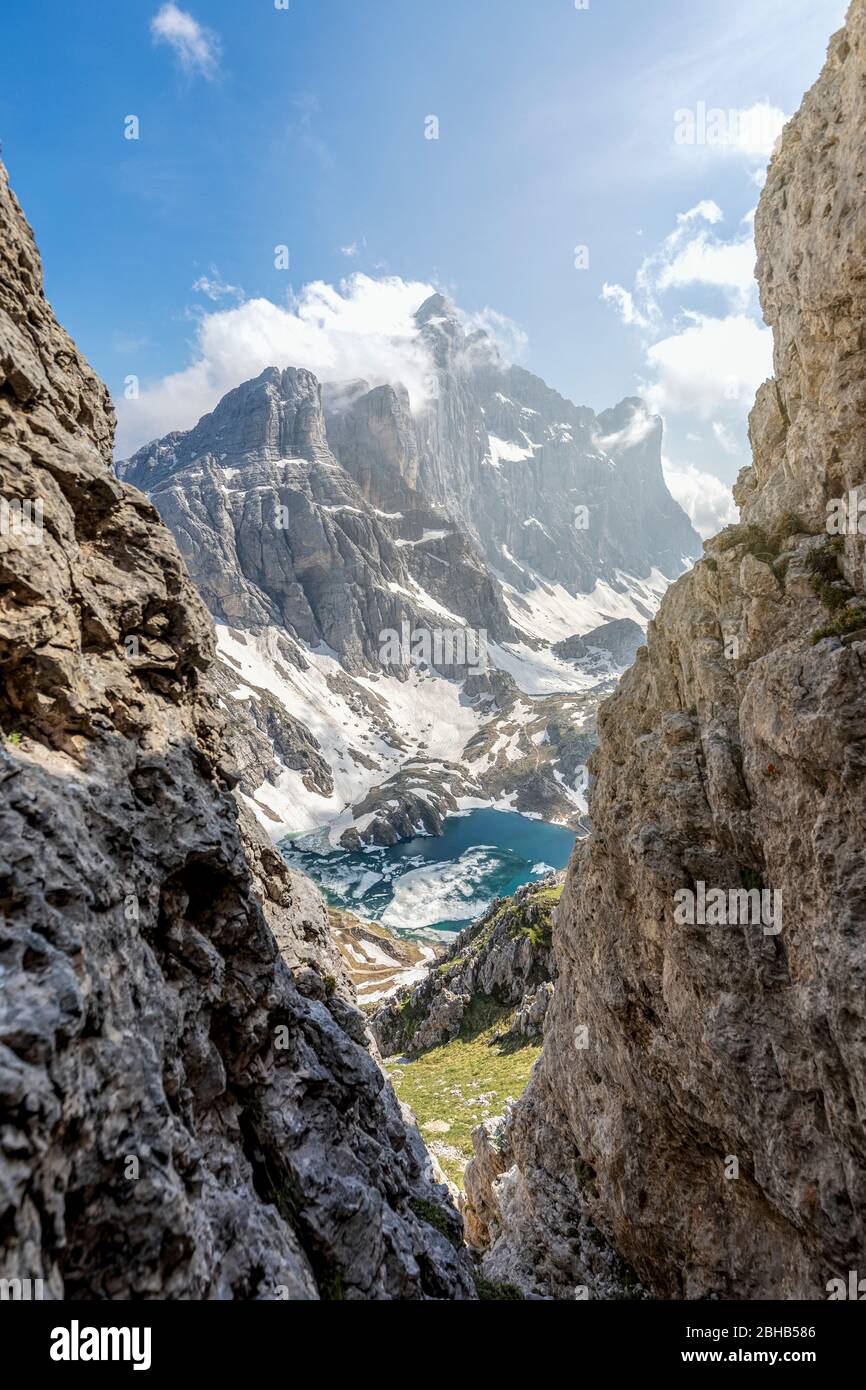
[0,159,474,1300]
[405,298,699,594]
[117,365,515,673]
[323,297,700,595]
[464,0,866,1300]
[553,617,645,671]
[117,304,698,849]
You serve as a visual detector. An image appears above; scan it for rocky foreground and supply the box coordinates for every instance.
[462,0,866,1299]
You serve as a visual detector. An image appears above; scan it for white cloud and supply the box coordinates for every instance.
[463,306,528,361]
[662,458,738,539]
[644,311,772,418]
[602,199,759,350]
[600,202,772,424]
[673,102,788,160]
[601,283,652,329]
[656,234,756,306]
[340,242,362,259]
[191,270,243,302]
[115,274,438,457]
[712,420,743,456]
[678,200,724,225]
[596,402,658,453]
[730,101,788,158]
[151,4,221,80]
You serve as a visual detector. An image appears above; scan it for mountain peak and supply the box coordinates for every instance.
[415,292,457,325]
[596,397,662,457]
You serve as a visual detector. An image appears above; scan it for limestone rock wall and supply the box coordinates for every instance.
[464,0,866,1300]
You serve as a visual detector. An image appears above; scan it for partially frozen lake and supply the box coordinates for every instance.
[280,809,576,937]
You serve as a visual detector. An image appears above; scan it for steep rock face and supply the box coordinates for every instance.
[323,379,422,504]
[372,878,561,1058]
[321,320,699,607]
[117,369,433,671]
[407,303,700,594]
[115,285,697,850]
[116,366,542,844]
[118,367,516,671]
[464,1,866,1301]
[0,161,474,1300]
[113,384,627,846]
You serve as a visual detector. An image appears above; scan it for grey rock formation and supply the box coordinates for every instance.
[117,367,515,672]
[372,877,560,1057]
[211,648,335,818]
[322,332,700,623]
[464,0,866,1301]
[404,302,700,594]
[553,618,645,670]
[116,363,536,842]
[461,1108,644,1300]
[0,159,474,1300]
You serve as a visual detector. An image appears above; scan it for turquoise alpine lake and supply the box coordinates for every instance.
[279,809,577,937]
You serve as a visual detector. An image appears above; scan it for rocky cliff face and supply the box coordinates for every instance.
[553,618,645,672]
[116,366,509,674]
[328,298,700,597]
[0,160,475,1300]
[372,876,561,1058]
[463,0,866,1300]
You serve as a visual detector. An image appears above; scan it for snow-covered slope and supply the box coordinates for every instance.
[213,558,670,844]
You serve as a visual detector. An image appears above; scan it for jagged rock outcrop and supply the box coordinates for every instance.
[464,0,866,1300]
[372,877,561,1057]
[553,618,645,671]
[461,1108,644,1299]
[0,159,475,1300]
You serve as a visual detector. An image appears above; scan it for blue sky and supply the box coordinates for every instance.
[0,0,849,533]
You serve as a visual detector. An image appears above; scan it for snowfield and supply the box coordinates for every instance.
[218,562,681,842]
